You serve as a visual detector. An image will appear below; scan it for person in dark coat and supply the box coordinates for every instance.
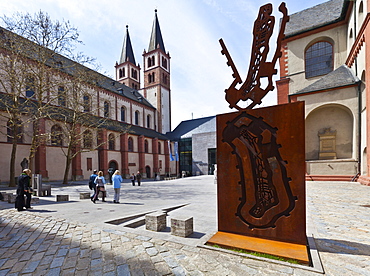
[136,171,142,186]
[130,173,136,186]
[89,170,98,201]
[16,169,32,211]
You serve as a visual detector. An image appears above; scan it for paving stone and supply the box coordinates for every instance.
[50,256,65,268]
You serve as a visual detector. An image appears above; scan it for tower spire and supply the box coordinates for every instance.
[148,9,166,52]
[120,25,136,65]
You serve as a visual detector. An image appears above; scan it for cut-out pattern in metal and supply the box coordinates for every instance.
[222,112,297,229]
[220,3,289,110]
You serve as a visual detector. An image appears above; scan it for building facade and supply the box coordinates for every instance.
[0,11,176,183]
[276,0,370,184]
[167,116,216,176]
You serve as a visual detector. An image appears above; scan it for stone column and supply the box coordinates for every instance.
[72,124,83,180]
[97,129,108,174]
[34,118,48,179]
[120,133,129,178]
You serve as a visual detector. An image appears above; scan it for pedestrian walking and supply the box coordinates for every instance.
[92,171,106,203]
[130,173,136,186]
[112,170,123,203]
[89,169,98,201]
[15,169,32,211]
[136,171,142,186]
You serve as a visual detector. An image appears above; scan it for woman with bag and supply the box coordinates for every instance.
[92,171,106,203]
[112,170,123,203]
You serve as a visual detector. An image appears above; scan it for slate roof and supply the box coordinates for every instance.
[148,10,166,53]
[0,26,153,109]
[285,0,349,38]
[166,116,216,140]
[293,64,360,95]
[119,26,136,65]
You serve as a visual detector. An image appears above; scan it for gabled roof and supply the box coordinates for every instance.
[119,25,136,65]
[148,10,166,53]
[293,65,360,95]
[285,0,349,38]
[166,116,216,140]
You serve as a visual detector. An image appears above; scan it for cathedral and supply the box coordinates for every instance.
[0,10,177,183]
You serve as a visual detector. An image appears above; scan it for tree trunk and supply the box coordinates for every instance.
[63,146,73,184]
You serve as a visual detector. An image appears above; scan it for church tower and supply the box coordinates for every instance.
[115,25,140,89]
[143,10,171,134]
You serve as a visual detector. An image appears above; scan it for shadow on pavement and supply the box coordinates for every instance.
[317,238,370,256]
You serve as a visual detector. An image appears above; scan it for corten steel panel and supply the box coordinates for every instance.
[216,101,306,245]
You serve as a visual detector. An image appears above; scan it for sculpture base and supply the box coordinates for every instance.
[207,231,310,264]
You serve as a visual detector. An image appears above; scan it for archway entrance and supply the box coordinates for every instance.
[145,166,151,179]
[108,160,118,183]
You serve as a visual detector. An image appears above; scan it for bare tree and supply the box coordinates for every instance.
[45,68,130,184]
[0,11,95,186]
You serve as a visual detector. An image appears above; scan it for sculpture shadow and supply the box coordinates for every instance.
[316,238,370,256]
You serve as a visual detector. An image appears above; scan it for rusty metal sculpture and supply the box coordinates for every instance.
[209,2,309,264]
[220,2,289,110]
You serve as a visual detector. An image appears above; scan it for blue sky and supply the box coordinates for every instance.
[2,0,325,129]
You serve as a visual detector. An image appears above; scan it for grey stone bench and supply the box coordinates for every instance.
[1,193,11,202]
[171,216,193,237]
[39,185,51,196]
[145,212,167,232]
[7,194,16,204]
[5,194,39,204]
[56,195,69,202]
[80,192,91,199]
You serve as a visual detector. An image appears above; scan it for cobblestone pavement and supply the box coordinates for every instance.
[0,176,369,275]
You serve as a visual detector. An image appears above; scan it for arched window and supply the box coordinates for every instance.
[83,130,93,149]
[162,57,167,69]
[25,76,35,98]
[83,95,90,112]
[58,86,66,106]
[121,106,126,122]
[119,68,125,78]
[51,125,63,146]
[104,101,110,118]
[305,41,333,78]
[158,142,161,154]
[152,72,155,82]
[144,140,149,153]
[359,1,364,23]
[135,111,139,125]
[131,69,137,79]
[148,57,152,67]
[108,133,115,150]
[151,56,155,66]
[147,115,151,128]
[163,73,168,85]
[128,137,134,152]
[7,119,23,143]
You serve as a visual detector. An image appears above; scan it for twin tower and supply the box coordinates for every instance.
[115,10,171,134]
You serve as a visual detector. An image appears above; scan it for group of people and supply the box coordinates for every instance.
[15,168,144,210]
[89,170,142,204]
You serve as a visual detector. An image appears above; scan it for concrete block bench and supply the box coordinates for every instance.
[56,195,69,202]
[40,185,51,196]
[1,193,11,202]
[31,197,39,204]
[145,212,167,232]
[80,192,91,199]
[7,194,16,204]
[171,216,193,237]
